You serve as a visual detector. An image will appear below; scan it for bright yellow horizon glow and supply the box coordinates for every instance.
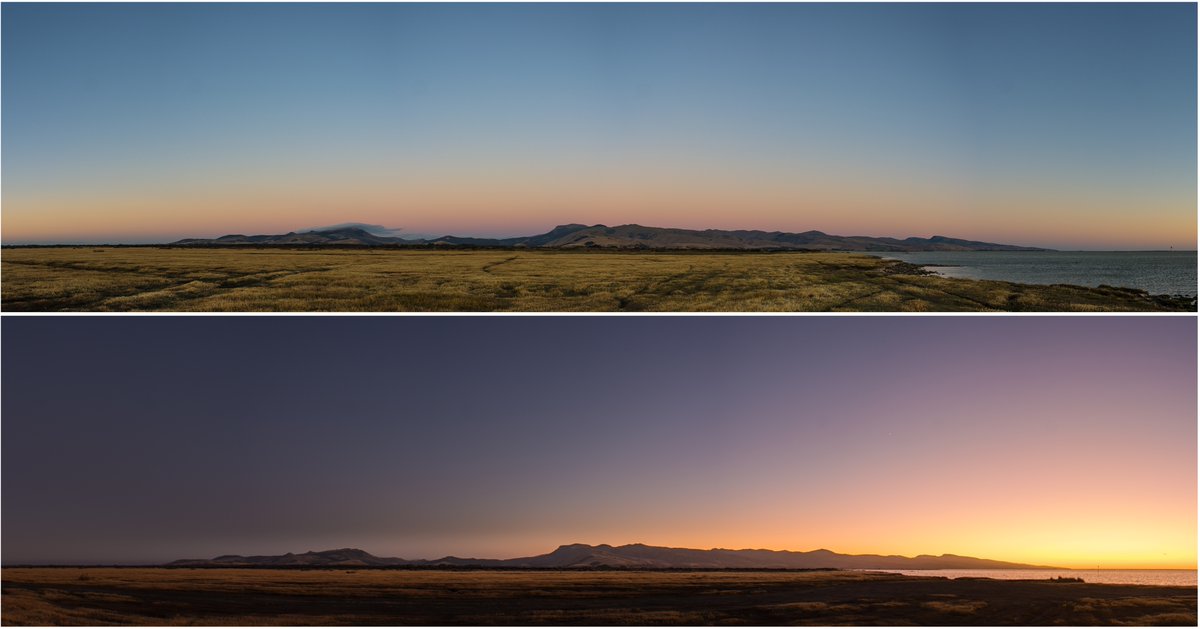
[613,542,1196,571]
[355,534,1196,571]
[354,494,1197,570]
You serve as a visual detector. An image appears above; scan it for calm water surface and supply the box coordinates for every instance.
[873,251,1197,297]
[882,569,1196,587]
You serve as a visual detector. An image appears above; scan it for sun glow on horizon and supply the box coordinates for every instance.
[342,535,1197,572]
[2,3,1195,249]
[1,309,1193,571]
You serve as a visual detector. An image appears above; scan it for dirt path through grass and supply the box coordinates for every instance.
[2,248,1191,312]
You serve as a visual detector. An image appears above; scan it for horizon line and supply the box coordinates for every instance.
[6,542,1194,571]
[2,220,1196,251]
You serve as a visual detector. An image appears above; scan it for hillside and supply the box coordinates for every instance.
[168,543,1060,570]
[172,224,1046,252]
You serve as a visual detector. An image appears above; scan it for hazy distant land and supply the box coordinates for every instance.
[7,546,1194,626]
[2,567,1194,626]
[165,544,1060,570]
[2,244,1192,312]
[164,223,1050,251]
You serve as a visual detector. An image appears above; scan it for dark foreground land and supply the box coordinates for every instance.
[1,568,1195,625]
[2,247,1193,311]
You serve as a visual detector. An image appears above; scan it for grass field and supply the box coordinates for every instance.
[1,568,1195,625]
[2,247,1192,312]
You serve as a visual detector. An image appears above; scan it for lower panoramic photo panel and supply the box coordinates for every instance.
[2,316,1196,626]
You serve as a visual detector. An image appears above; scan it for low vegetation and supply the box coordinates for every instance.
[2,247,1192,312]
[1,568,1194,625]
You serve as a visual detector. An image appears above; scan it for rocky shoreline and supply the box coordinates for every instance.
[876,258,1196,311]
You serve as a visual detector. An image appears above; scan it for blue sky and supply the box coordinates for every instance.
[2,3,1196,247]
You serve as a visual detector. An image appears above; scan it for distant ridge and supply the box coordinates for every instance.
[172,223,1047,252]
[168,543,1061,570]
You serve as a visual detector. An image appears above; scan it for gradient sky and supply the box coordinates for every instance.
[2,316,1194,568]
[2,3,1195,249]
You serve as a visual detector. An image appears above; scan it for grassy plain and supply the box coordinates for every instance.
[1,247,1192,312]
[2,568,1195,625]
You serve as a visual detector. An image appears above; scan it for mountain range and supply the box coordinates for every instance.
[172,223,1046,252]
[168,543,1060,570]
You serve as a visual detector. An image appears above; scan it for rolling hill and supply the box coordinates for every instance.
[168,543,1060,570]
[172,224,1046,252]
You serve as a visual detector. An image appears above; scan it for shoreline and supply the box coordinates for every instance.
[2,567,1194,625]
[2,247,1194,312]
[2,564,1192,585]
[863,250,1197,301]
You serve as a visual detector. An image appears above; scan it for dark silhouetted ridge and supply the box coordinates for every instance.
[169,544,1061,570]
[172,223,1048,252]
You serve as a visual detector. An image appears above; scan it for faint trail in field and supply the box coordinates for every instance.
[804,258,1006,311]
[886,276,1003,311]
[2,262,333,311]
[481,256,519,274]
[1,259,172,276]
[118,267,337,311]
[642,267,703,294]
[618,264,729,310]
[919,288,1001,311]
[822,288,888,311]
[1,262,189,311]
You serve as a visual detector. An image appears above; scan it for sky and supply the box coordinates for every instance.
[2,316,1194,569]
[1,3,1195,249]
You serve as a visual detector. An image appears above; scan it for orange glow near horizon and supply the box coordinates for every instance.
[344,533,1196,571]
[3,3,1195,251]
[347,432,1197,570]
[3,167,1195,249]
[1,143,1194,248]
[348,514,1197,570]
[1,317,1193,568]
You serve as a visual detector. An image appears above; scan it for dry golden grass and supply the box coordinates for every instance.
[2,247,1190,311]
[920,599,990,614]
[2,568,1194,626]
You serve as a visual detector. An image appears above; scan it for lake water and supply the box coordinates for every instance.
[880,569,1196,587]
[871,251,1197,297]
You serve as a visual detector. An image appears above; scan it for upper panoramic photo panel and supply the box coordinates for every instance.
[2,3,1195,312]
